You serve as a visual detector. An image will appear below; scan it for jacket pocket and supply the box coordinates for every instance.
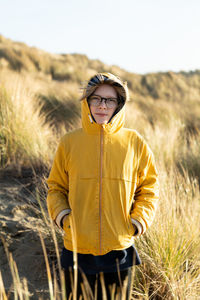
[127,215,136,236]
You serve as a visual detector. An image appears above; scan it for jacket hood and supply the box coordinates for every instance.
[81,98,125,135]
[81,72,128,135]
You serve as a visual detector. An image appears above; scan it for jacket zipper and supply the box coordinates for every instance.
[99,126,103,254]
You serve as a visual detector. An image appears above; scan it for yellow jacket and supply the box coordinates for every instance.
[47,95,159,255]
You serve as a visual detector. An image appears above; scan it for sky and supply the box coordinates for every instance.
[0,0,200,74]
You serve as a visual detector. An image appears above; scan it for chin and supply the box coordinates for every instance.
[92,114,109,124]
[97,119,108,124]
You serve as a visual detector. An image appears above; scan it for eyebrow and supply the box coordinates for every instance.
[93,94,118,99]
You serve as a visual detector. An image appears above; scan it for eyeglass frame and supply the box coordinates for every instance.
[88,94,119,109]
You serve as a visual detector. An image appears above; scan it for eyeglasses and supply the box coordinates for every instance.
[88,95,118,108]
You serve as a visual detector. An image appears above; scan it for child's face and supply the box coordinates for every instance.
[88,84,118,124]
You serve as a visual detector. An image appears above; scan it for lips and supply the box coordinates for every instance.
[95,113,107,116]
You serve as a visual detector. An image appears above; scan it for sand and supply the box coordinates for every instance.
[0,172,61,299]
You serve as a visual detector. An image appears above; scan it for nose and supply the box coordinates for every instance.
[99,99,107,109]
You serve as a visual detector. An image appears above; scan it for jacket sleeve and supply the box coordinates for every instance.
[130,139,159,234]
[46,138,71,222]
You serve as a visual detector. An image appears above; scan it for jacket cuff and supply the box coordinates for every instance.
[56,209,71,229]
[131,218,142,237]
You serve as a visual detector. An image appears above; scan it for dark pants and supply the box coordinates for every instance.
[64,267,133,299]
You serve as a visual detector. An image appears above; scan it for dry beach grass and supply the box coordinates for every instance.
[0,35,200,299]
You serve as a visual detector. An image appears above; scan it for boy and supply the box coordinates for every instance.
[46,72,159,299]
